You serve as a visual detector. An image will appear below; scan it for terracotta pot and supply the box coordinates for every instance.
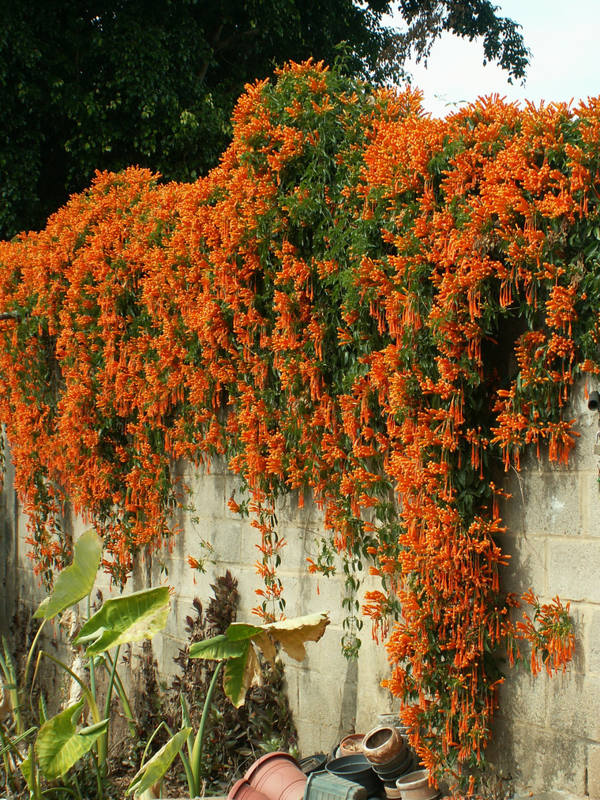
[384,784,403,800]
[395,770,439,800]
[229,778,273,800]
[245,752,307,800]
[362,726,405,766]
[339,733,365,757]
[371,746,412,780]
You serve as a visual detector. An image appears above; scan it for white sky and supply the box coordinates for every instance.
[384,0,600,116]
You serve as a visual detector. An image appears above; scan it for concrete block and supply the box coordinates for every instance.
[588,608,600,674]
[298,572,344,625]
[500,471,581,538]
[546,672,600,741]
[278,524,311,569]
[283,661,301,713]
[488,721,588,796]
[497,532,547,596]
[208,518,243,564]
[581,472,600,538]
[297,669,343,733]
[547,540,600,602]
[190,473,227,520]
[228,565,264,619]
[275,574,301,619]
[319,638,358,683]
[589,742,600,798]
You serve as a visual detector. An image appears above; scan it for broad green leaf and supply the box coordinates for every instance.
[223,643,264,707]
[226,622,263,641]
[73,587,170,655]
[34,529,102,620]
[35,700,109,780]
[19,752,33,790]
[189,634,247,660]
[223,647,250,708]
[127,727,191,797]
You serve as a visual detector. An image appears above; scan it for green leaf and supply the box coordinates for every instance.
[73,587,170,655]
[35,700,109,780]
[127,727,191,797]
[223,646,250,708]
[34,529,102,620]
[189,634,247,660]
[226,622,264,641]
[19,751,33,791]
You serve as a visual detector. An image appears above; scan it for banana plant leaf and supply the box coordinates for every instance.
[34,528,102,620]
[190,611,329,706]
[35,700,109,780]
[188,634,247,660]
[126,727,191,797]
[73,586,171,655]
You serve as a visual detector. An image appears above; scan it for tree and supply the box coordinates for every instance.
[0,0,529,240]
[384,0,531,81]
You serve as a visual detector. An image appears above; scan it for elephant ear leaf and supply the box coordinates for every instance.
[34,529,102,620]
[223,642,263,707]
[73,586,170,655]
[35,700,108,780]
[189,634,247,660]
[126,727,191,797]
[263,613,330,661]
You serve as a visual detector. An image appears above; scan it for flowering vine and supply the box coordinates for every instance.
[1,60,597,785]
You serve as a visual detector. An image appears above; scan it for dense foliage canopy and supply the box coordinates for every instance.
[0,60,591,786]
[0,0,529,240]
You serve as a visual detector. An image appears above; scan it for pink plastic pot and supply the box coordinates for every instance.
[245,752,307,800]
[229,778,272,800]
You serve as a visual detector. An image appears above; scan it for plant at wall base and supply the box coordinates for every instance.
[0,528,171,800]
[168,572,298,794]
[127,611,328,798]
[3,58,599,788]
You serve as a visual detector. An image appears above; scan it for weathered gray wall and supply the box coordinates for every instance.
[2,380,600,796]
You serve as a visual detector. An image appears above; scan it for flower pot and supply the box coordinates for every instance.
[376,714,411,739]
[229,778,273,800]
[326,754,382,797]
[245,752,307,800]
[384,784,403,800]
[362,726,404,766]
[299,753,328,775]
[371,747,412,781]
[395,770,439,800]
[339,734,365,757]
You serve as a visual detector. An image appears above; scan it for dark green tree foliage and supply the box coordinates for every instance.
[385,0,530,80]
[0,0,529,240]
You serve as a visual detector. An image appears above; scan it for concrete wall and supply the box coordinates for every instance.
[487,382,600,797]
[2,380,600,796]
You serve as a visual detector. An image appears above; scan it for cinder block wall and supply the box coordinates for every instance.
[2,380,600,795]
[488,381,600,797]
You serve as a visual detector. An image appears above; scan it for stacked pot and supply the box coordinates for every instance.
[395,770,439,800]
[361,726,415,799]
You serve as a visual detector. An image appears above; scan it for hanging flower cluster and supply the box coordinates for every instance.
[1,60,597,784]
